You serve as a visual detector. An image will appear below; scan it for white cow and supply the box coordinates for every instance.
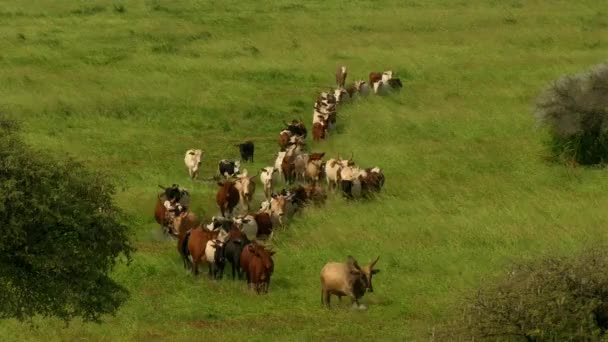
[184,149,204,179]
[260,166,278,200]
[234,170,256,214]
[274,151,286,179]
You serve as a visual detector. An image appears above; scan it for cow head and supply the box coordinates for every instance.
[269,193,292,225]
[236,173,256,201]
[232,216,252,231]
[382,70,393,81]
[347,256,380,293]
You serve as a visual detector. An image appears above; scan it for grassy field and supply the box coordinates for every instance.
[1,0,608,340]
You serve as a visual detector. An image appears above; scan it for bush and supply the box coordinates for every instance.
[439,248,608,341]
[535,62,608,165]
[0,117,134,322]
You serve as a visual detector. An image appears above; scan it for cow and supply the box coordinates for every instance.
[253,212,273,239]
[369,72,383,86]
[241,243,275,294]
[324,159,342,191]
[223,223,250,280]
[154,185,191,236]
[234,171,256,214]
[216,180,240,218]
[369,71,393,94]
[274,151,286,180]
[355,80,371,96]
[304,183,327,205]
[180,224,221,276]
[235,215,257,241]
[356,167,386,197]
[340,165,367,199]
[218,159,241,178]
[387,78,403,90]
[334,88,349,104]
[336,65,347,88]
[184,149,204,180]
[320,256,380,309]
[312,121,327,141]
[205,239,226,279]
[288,185,308,210]
[235,141,254,163]
[281,142,304,185]
[305,153,325,184]
[294,154,309,183]
[278,129,293,151]
[284,120,307,138]
[260,166,278,200]
[267,193,292,227]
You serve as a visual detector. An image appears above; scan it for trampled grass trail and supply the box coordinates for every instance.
[1,1,608,340]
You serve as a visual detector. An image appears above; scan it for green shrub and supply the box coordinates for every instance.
[0,117,134,322]
[440,248,608,341]
[535,62,608,165]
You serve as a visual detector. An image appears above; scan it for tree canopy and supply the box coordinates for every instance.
[0,117,134,322]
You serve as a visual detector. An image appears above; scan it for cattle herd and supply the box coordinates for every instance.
[154,66,400,308]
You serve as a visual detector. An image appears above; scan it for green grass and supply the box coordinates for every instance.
[1,0,608,340]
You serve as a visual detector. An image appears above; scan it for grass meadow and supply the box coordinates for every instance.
[1,0,608,340]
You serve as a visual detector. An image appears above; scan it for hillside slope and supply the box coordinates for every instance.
[1,1,608,340]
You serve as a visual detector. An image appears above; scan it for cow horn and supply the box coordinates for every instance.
[370,256,380,268]
[158,184,166,190]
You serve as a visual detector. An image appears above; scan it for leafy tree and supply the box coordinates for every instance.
[0,117,134,322]
[439,247,608,341]
[535,62,608,165]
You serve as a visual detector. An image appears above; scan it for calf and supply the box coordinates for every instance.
[320,256,380,309]
[235,141,254,163]
[184,149,204,180]
[241,244,275,294]
[336,65,347,88]
[260,166,278,200]
[218,159,241,178]
[216,180,240,217]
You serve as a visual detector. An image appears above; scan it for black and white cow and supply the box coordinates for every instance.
[218,159,241,178]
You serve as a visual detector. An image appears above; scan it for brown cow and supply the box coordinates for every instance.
[369,72,382,86]
[216,180,240,218]
[181,225,220,276]
[312,121,327,141]
[278,130,292,151]
[254,212,273,238]
[241,243,275,294]
[361,167,385,196]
